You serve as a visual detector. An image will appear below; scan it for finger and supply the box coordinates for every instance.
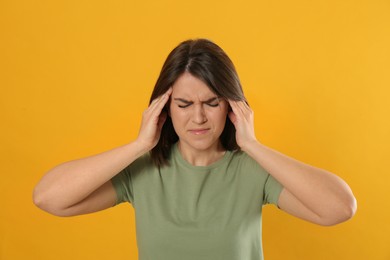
[150,95,163,105]
[149,88,171,109]
[235,100,252,117]
[241,100,250,109]
[155,88,172,110]
[165,87,173,96]
[236,101,248,113]
[227,99,238,112]
[149,88,172,117]
[150,93,167,107]
[229,101,245,125]
[150,87,173,106]
[228,100,243,117]
[241,100,251,111]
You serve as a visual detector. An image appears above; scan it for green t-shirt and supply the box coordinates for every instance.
[111,142,283,260]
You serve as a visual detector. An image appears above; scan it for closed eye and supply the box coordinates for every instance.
[179,103,219,108]
[174,97,220,108]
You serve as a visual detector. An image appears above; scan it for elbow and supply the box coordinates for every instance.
[320,195,358,226]
[347,195,358,219]
[33,185,46,210]
[32,187,52,214]
[336,193,358,225]
[33,187,70,217]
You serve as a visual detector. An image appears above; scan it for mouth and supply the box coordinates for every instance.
[188,128,210,135]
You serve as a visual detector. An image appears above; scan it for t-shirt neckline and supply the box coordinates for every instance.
[172,142,232,172]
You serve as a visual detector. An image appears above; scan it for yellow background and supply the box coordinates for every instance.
[1,0,389,259]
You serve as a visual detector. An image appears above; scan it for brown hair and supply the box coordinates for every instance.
[149,38,246,167]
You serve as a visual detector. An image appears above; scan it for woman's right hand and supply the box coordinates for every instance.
[135,87,173,151]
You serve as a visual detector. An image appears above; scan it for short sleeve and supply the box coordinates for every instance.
[263,173,284,206]
[240,151,284,207]
[111,165,134,205]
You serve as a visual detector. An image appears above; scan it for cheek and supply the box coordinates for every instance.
[207,110,228,126]
[169,107,187,125]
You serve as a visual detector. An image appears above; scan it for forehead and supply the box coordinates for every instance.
[172,72,217,98]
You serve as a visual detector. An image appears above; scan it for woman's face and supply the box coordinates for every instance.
[169,72,229,152]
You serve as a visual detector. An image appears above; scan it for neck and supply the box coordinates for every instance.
[177,141,226,166]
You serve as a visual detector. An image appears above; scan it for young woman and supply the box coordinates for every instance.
[33,38,357,260]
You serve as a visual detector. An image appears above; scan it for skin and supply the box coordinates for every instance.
[169,72,229,166]
[33,71,357,226]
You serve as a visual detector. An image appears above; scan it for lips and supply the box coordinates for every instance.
[188,128,210,135]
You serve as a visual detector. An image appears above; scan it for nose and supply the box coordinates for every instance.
[192,104,207,124]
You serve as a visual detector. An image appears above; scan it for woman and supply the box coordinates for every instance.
[33,38,357,260]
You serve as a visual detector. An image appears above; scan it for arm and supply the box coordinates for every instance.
[245,141,357,226]
[228,100,357,226]
[33,141,146,216]
[33,88,172,216]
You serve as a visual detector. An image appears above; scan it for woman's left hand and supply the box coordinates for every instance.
[227,100,258,151]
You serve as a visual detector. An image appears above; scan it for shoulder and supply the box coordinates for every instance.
[229,149,269,177]
[230,149,260,167]
[127,152,155,174]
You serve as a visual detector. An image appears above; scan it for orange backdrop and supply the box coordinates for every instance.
[1,0,389,259]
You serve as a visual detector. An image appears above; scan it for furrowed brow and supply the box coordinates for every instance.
[173,98,193,104]
[173,97,219,103]
[203,97,219,103]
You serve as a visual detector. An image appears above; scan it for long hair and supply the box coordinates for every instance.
[149,38,246,167]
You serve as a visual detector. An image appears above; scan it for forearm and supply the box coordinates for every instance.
[33,140,147,211]
[243,141,357,220]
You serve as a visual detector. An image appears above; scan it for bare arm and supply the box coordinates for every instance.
[245,141,357,226]
[33,141,147,216]
[33,88,172,216]
[228,100,357,226]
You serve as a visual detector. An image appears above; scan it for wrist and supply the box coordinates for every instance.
[129,139,152,156]
[241,139,261,154]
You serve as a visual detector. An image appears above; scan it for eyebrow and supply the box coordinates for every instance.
[173,97,219,104]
